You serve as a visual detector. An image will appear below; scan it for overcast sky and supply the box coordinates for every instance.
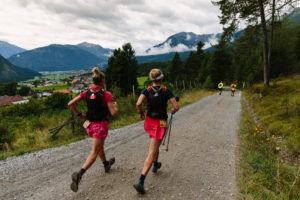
[0,0,223,54]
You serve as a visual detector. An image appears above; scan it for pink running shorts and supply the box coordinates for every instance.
[86,121,108,139]
[144,117,166,140]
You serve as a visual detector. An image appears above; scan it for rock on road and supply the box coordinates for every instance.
[0,90,241,200]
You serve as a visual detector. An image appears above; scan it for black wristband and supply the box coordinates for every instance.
[77,112,82,117]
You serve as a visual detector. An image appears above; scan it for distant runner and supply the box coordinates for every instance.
[68,67,118,192]
[134,69,179,194]
[218,81,223,95]
[230,82,237,97]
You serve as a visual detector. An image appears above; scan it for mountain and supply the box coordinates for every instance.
[144,32,222,55]
[0,41,26,58]
[288,7,300,25]
[136,51,191,64]
[137,31,243,64]
[143,31,243,56]
[8,44,105,72]
[0,55,41,83]
[77,42,113,60]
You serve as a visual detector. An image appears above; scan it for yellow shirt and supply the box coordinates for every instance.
[230,84,237,91]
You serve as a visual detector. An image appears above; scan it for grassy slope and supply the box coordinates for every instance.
[32,84,72,91]
[0,89,215,160]
[238,77,300,199]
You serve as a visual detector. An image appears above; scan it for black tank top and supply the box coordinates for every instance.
[146,86,168,120]
[86,89,109,122]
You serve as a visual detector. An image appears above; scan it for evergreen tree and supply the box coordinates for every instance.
[232,25,263,85]
[209,43,232,87]
[183,42,205,82]
[198,51,212,84]
[169,52,182,82]
[106,43,138,96]
[183,52,199,81]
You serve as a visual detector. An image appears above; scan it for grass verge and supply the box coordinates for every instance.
[238,78,300,199]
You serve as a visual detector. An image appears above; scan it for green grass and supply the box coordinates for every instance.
[238,77,300,199]
[245,77,300,154]
[137,76,148,89]
[0,89,215,160]
[32,84,72,91]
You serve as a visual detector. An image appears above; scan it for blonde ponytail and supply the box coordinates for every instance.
[92,67,105,85]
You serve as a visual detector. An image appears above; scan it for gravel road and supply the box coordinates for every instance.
[0,90,241,200]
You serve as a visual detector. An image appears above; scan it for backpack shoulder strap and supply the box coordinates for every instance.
[147,86,152,92]
[162,87,167,93]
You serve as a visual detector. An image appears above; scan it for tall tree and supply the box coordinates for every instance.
[169,52,182,82]
[209,43,232,87]
[212,0,299,86]
[106,43,138,95]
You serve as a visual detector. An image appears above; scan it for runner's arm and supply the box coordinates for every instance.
[107,101,118,117]
[136,94,146,120]
[170,97,179,114]
[68,95,85,119]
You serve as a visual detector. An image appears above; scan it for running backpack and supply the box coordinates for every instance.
[85,89,109,122]
[146,86,168,120]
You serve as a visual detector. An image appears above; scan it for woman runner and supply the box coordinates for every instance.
[68,67,118,192]
[134,68,179,194]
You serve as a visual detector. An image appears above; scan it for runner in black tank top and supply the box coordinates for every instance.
[134,69,179,194]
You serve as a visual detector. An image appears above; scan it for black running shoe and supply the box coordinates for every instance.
[70,172,81,192]
[133,181,145,194]
[152,162,162,173]
[104,157,115,173]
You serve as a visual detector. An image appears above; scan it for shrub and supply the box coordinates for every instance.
[0,124,14,150]
[45,93,70,110]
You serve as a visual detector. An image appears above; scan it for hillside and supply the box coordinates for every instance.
[0,41,26,58]
[77,42,113,60]
[8,44,104,72]
[0,55,41,83]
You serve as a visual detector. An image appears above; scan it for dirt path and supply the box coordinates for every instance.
[0,90,241,200]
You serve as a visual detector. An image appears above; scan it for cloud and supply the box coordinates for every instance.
[0,0,223,54]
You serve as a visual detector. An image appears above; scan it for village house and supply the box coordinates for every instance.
[0,96,28,107]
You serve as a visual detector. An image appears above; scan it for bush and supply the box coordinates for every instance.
[19,86,31,96]
[45,93,70,110]
[0,124,14,150]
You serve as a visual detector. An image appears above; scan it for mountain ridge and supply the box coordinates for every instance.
[8,44,105,72]
[0,55,41,83]
[0,41,26,58]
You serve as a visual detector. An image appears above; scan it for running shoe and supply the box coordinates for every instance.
[152,162,162,173]
[133,181,145,194]
[70,172,81,192]
[104,157,115,173]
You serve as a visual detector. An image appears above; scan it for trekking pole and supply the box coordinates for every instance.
[162,114,173,150]
[165,114,173,151]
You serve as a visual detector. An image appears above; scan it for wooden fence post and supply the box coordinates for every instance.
[132,85,135,96]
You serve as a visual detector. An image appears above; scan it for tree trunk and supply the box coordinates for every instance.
[268,0,276,78]
[258,0,270,86]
